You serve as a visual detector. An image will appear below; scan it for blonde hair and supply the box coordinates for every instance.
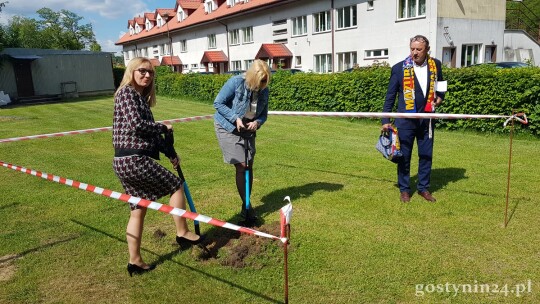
[115,57,157,107]
[244,59,271,91]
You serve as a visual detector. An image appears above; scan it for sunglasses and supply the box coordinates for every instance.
[136,68,155,76]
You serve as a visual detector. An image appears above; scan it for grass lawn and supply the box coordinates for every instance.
[0,96,539,303]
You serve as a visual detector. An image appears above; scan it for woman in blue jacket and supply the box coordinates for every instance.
[213,59,271,225]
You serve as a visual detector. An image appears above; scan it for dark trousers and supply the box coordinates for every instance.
[397,126,434,193]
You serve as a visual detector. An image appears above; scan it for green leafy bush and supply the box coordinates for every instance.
[156,67,539,136]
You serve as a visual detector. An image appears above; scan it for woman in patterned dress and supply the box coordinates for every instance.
[113,57,203,276]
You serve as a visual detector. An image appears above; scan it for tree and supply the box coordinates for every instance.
[0,1,7,51]
[36,8,99,50]
[0,7,101,51]
[2,16,48,48]
[90,41,102,52]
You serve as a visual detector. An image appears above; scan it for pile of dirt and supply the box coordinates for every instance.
[153,221,283,269]
[215,221,282,268]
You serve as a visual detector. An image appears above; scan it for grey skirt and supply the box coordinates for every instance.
[214,121,256,164]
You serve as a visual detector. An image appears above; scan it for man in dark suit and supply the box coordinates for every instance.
[382,35,445,203]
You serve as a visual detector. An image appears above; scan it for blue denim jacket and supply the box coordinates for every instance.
[213,75,269,133]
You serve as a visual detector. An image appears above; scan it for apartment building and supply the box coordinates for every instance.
[116,0,535,73]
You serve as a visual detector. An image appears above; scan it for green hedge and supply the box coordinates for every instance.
[154,67,539,136]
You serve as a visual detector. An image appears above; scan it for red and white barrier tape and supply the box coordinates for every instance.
[269,111,528,126]
[0,160,287,243]
[0,115,214,144]
[1,112,528,144]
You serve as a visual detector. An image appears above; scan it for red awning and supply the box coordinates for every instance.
[161,56,182,65]
[255,43,293,59]
[201,50,228,63]
[149,58,160,67]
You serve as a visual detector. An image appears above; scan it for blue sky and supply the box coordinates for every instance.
[0,0,174,54]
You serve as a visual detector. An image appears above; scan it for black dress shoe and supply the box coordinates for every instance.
[127,263,156,277]
[176,234,206,249]
[240,207,258,221]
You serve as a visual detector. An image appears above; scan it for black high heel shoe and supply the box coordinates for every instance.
[176,234,206,249]
[127,263,156,277]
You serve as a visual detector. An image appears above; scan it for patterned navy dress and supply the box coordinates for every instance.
[112,86,182,210]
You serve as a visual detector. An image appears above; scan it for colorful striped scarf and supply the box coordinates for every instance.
[402,55,437,113]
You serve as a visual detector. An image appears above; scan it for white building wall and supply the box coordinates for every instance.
[119,0,525,71]
[504,30,540,65]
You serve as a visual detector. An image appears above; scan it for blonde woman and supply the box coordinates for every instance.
[213,59,271,226]
[113,57,203,276]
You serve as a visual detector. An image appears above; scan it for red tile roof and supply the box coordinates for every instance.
[144,13,156,21]
[177,0,201,10]
[149,58,160,66]
[156,8,176,18]
[256,43,293,58]
[117,0,285,45]
[134,17,145,26]
[201,51,228,63]
[161,55,182,65]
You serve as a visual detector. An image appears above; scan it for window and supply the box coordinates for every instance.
[230,29,240,45]
[191,63,199,70]
[337,52,357,71]
[314,11,331,33]
[244,59,254,69]
[166,43,171,55]
[367,1,374,10]
[145,20,152,31]
[292,16,307,36]
[314,54,332,73]
[152,45,159,54]
[177,9,186,22]
[227,0,245,7]
[337,5,357,29]
[273,29,288,36]
[398,0,426,19]
[461,44,481,67]
[204,0,217,13]
[295,56,302,67]
[274,39,288,44]
[231,60,242,70]
[180,40,187,52]
[242,26,253,43]
[208,34,216,49]
[272,19,287,26]
[365,49,388,59]
[182,64,188,70]
[142,48,147,57]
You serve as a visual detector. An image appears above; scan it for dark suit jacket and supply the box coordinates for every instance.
[382,58,445,130]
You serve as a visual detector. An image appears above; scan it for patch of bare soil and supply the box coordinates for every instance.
[152,221,283,268]
[200,221,282,268]
[0,254,21,282]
